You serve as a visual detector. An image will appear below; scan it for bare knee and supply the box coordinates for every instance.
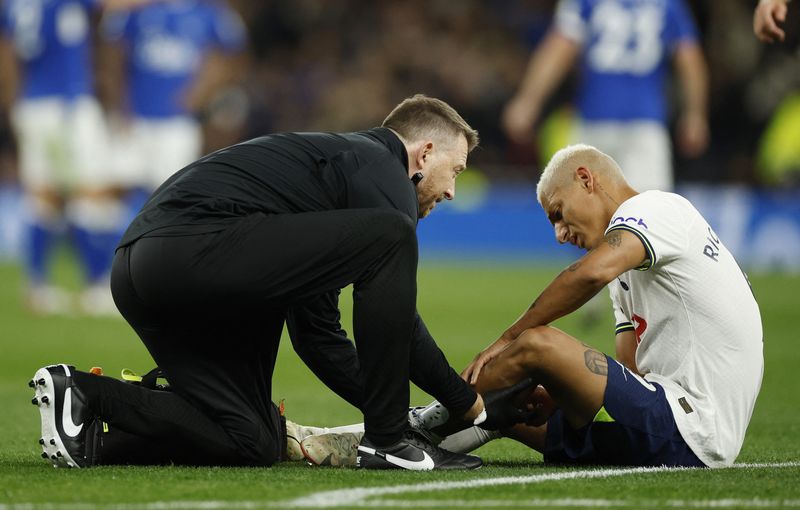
[476,326,569,394]
[513,326,561,370]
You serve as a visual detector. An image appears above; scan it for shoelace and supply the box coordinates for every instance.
[402,427,444,456]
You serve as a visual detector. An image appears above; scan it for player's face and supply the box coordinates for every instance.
[542,180,607,250]
[416,134,468,219]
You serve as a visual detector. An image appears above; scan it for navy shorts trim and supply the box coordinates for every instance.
[543,355,705,467]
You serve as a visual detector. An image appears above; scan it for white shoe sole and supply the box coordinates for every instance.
[32,366,81,468]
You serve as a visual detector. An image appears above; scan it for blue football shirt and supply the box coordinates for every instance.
[555,0,699,123]
[102,0,245,119]
[0,0,98,100]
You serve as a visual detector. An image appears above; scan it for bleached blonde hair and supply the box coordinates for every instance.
[536,144,627,205]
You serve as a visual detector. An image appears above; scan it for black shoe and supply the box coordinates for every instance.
[30,365,94,468]
[357,428,482,470]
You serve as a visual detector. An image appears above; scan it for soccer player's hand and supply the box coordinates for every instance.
[754,0,788,43]
[462,337,514,385]
[523,385,557,427]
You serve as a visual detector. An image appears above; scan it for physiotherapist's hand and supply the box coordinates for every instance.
[474,378,535,431]
[462,336,514,385]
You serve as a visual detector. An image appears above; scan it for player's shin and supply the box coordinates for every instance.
[410,379,535,441]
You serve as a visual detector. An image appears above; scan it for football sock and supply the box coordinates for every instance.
[23,195,64,284]
[23,196,63,284]
[25,218,59,284]
[439,426,501,454]
[124,186,151,217]
[67,196,124,284]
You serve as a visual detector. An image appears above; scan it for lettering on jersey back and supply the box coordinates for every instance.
[611,216,648,229]
[703,226,720,262]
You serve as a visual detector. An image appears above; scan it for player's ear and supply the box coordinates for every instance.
[575,167,594,192]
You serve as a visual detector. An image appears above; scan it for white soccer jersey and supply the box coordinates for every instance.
[606,191,763,467]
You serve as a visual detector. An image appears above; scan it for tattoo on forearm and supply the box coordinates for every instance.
[606,230,622,248]
[566,261,581,272]
[584,349,608,376]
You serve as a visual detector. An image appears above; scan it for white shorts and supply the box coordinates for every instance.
[12,96,111,190]
[110,116,202,190]
[573,120,673,192]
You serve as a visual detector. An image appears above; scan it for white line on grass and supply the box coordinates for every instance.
[2,462,798,510]
[284,461,800,508]
[360,499,800,508]
[5,499,800,510]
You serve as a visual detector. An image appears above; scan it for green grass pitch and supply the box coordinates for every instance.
[0,256,798,509]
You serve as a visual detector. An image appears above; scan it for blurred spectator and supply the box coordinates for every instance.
[501,0,709,192]
[750,0,800,186]
[100,0,246,195]
[0,0,134,315]
[0,0,797,264]
[239,1,527,170]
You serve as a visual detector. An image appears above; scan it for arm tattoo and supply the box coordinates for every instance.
[566,261,581,272]
[605,230,622,248]
[583,349,608,376]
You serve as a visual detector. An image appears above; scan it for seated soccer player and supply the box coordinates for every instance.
[304,144,764,468]
[441,144,763,467]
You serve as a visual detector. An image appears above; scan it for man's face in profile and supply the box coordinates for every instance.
[416,134,468,219]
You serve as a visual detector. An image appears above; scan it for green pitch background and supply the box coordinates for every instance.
[1,256,798,509]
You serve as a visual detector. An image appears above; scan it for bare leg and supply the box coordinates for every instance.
[475,326,607,429]
[502,423,548,452]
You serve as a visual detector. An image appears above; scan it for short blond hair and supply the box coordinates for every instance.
[537,144,626,205]
[382,94,479,152]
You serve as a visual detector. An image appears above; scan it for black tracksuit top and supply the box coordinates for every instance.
[119,127,417,247]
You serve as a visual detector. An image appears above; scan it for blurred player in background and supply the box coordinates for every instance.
[0,0,135,315]
[754,0,790,43]
[100,0,246,207]
[502,0,709,192]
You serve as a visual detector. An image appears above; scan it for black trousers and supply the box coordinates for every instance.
[86,208,421,465]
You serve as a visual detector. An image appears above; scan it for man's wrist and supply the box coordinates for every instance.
[462,393,484,421]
